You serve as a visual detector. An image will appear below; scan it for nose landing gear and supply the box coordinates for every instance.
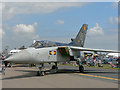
[37,64,45,76]
[37,71,45,76]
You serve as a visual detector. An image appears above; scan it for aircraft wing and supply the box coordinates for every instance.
[70,46,119,53]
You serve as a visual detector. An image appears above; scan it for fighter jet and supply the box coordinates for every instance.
[5,24,119,76]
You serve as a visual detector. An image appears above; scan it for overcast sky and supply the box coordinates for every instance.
[0,1,119,52]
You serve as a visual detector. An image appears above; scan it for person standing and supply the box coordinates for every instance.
[1,55,5,65]
[98,59,102,67]
[93,55,96,66]
[109,60,115,68]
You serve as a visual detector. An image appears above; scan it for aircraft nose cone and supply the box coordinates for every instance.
[5,49,32,63]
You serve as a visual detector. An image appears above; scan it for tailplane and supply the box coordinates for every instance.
[69,24,88,47]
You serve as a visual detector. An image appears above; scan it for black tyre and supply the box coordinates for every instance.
[52,65,56,69]
[52,65,58,70]
[56,67,58,70]
[79,66,84,73]
[37,71,40,76]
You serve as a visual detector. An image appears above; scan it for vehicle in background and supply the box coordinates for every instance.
[106,53,119,58]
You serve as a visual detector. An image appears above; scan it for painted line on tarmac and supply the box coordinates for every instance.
[74,73,120,81]
[39,68,120,81]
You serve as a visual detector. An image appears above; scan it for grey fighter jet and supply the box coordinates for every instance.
[5,24,119,76]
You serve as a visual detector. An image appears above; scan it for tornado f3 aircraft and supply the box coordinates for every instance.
[5,24,118,76]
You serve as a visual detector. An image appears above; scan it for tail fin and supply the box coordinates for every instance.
[69,24,88,47]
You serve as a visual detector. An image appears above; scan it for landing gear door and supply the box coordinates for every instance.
[48,50,57,61]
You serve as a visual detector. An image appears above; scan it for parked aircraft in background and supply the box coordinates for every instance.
[106,53,119,58]
[9,49,21,55]
[5,24,119,76]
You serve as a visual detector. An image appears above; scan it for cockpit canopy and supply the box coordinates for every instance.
[30,40,57,48]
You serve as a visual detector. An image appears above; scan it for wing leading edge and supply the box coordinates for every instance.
[70,46,119,53]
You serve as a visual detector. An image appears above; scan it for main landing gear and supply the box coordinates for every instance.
[79,65,84,73]
[37,64,45,76]
[51,62,58,73]
[36,62,59,76]
[77,60,84,73]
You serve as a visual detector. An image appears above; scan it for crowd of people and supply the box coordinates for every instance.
[83,55,103,67]
[82,55,120,68]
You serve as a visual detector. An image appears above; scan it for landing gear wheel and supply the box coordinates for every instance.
[52,65,58,70]
[52,65,56,69]
[41,71,45,76]
[51,65,58,73]
[37,71,40,76]
[37,71,45,76]
[79,66,84,73]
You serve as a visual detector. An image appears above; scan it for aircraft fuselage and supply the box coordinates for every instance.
[5,47,70,64]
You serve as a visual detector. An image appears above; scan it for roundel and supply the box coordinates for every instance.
[49,51,52,55]
[78,40,80,43]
